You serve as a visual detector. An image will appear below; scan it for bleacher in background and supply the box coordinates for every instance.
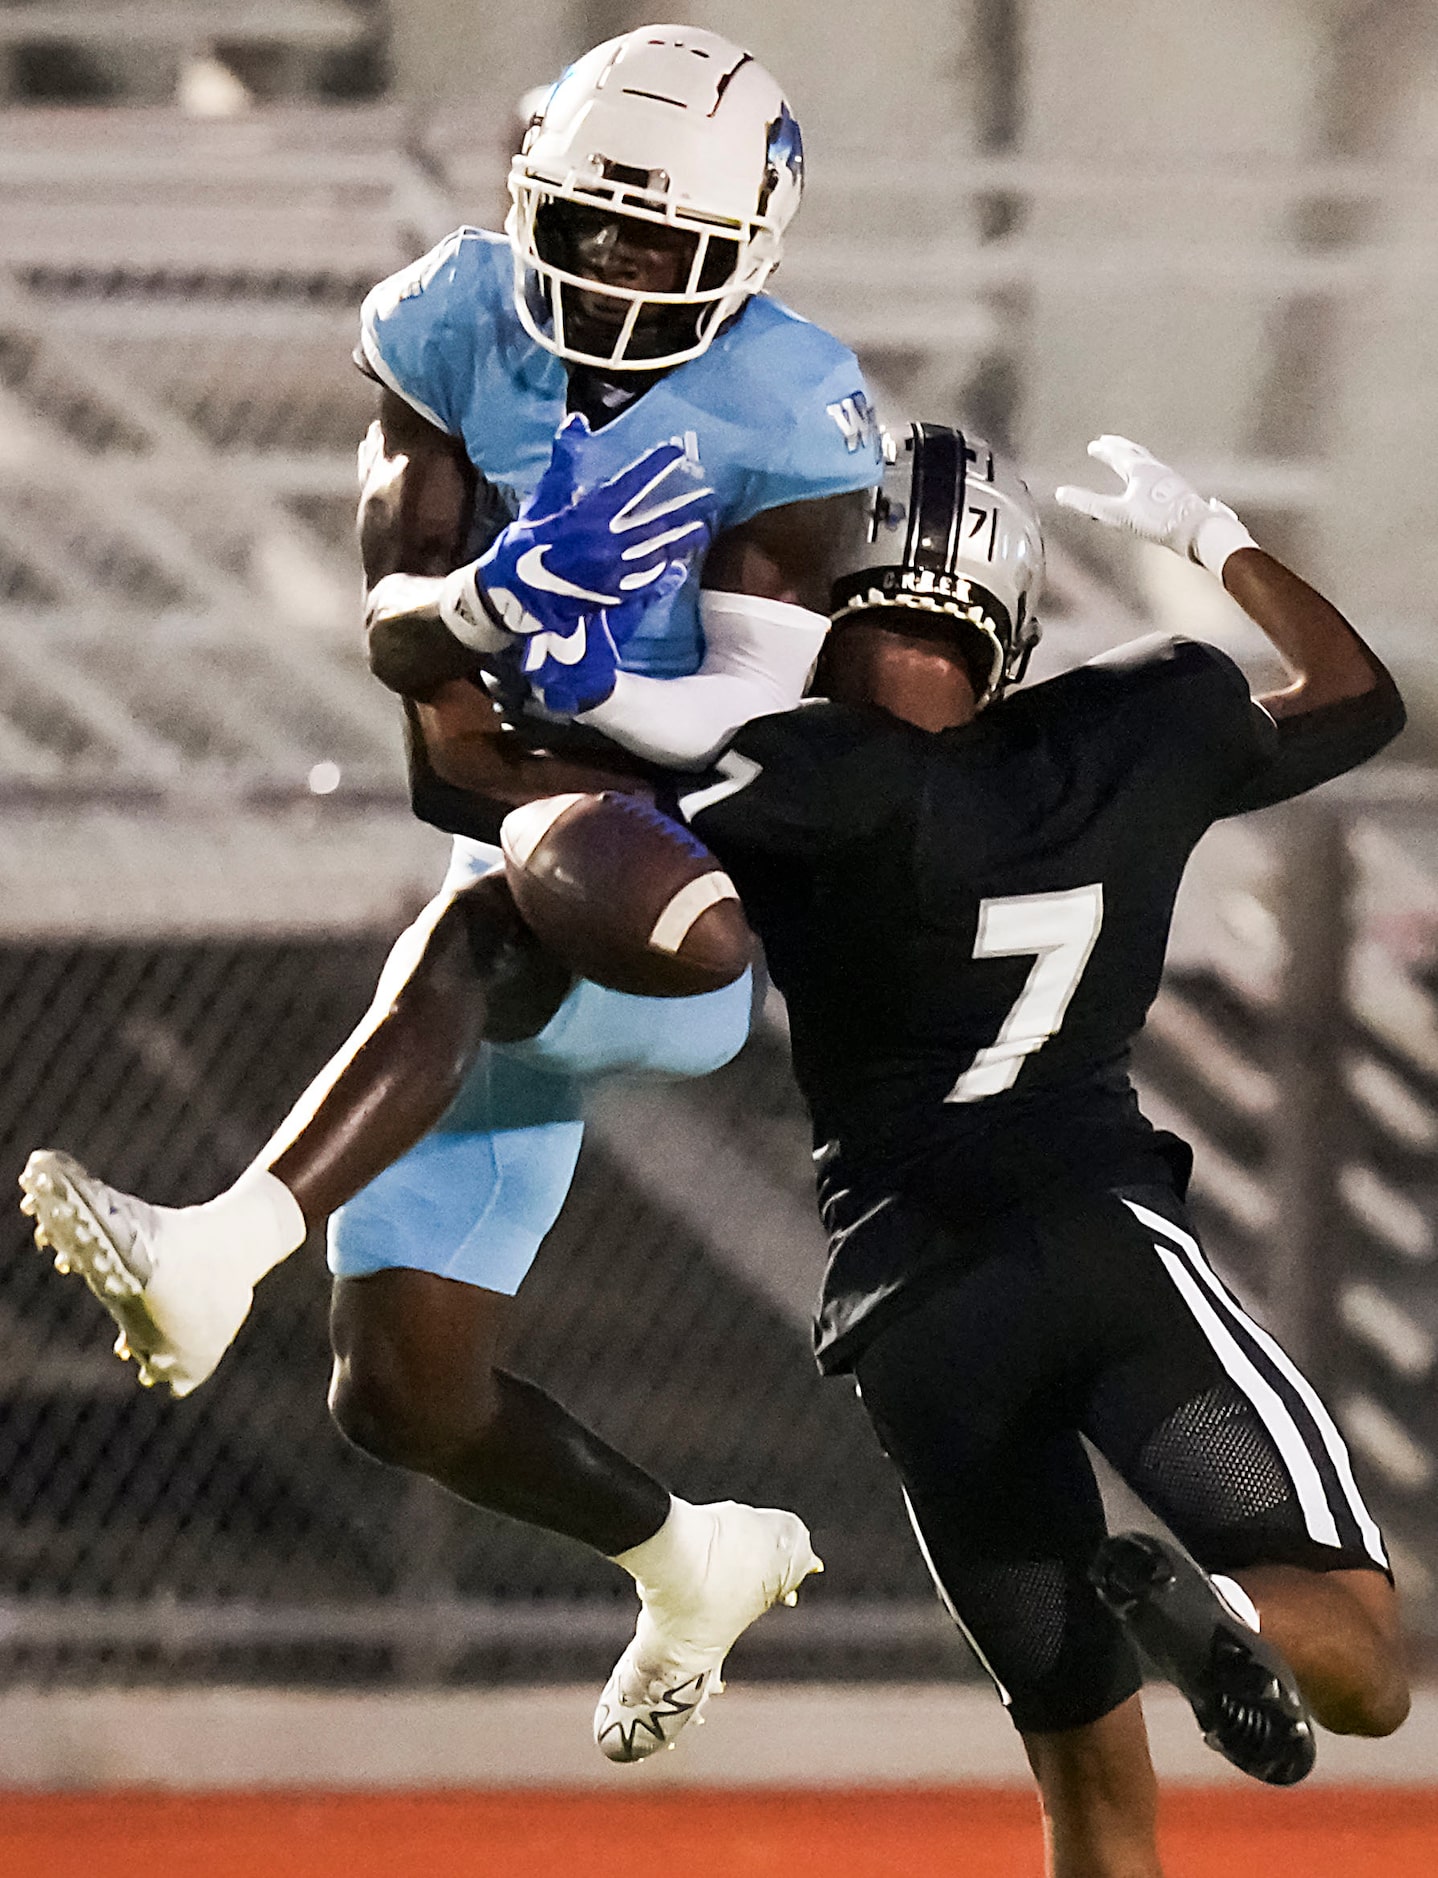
[0,1,384,107]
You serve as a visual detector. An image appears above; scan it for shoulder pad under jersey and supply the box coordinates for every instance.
[1061,633,1274,800]
[694,297,885,524]
[1083,632,1250,697]
[358,228,513,436]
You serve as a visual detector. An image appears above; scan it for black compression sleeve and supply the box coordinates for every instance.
[403,703,508,845]
[1218,674,1406,817]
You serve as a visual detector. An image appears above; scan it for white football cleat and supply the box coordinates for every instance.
[19,1149,254,1397]
[594,1501,822,1763]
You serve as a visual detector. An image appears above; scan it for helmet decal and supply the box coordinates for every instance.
[759,104,804,215]
[830,423,1045,708]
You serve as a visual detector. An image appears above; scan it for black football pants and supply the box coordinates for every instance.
[851,1184,1389,1734]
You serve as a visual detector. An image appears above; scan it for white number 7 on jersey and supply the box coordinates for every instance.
[945,884,1104,1104]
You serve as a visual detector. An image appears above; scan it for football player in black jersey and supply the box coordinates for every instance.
[283,422,1409,1865]
[672,426,1408,1876]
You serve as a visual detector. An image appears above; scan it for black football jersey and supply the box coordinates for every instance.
[683,634,1400,1367]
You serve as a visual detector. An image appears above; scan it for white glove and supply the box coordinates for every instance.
[1056,435,1256,578]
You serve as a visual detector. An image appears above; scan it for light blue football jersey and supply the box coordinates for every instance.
[358,227,883,677]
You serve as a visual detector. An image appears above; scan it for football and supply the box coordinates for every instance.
[500,791,754,998]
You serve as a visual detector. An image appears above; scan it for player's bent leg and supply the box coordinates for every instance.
[331,1265,821,1762]
[268,872,571,1224]
[332,1273,817,1763]
[326,1050,641,1539]
[329,1069,819,1765]
[1082,1186,1404,1773]
[18,872,568,1398]
[328,1268,670,1549]
[1230,1562,1409,1738]
[1090,1531,1316,1786]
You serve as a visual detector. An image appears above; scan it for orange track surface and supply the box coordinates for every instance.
[4,1787,1437,1877]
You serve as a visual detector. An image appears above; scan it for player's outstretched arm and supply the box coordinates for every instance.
[1056,435,1402,722]
[1216,548,1392,721]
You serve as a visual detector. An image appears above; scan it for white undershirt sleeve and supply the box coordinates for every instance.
[575,590,829,768]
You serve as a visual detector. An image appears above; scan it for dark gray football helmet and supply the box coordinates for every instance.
[830,423,1044,706]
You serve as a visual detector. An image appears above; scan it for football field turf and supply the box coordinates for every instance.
[5,1787,1437,1876]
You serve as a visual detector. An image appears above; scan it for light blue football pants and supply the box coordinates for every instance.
[328,837,752,1293]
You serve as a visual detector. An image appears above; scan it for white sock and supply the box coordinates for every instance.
[1212,1572,1261,1632]
[611,1496,713,1603]
[185,1166,308,1289]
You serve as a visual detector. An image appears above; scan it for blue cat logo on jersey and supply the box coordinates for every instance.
[760,105,804,213]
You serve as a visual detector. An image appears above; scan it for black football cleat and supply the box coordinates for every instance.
[1090,1531,1316,1786]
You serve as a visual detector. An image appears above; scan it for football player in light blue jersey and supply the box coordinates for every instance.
[23,24,879,1766]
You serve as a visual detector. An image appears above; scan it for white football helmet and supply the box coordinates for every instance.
[508,24,804,371]
[831,425,1045,706]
